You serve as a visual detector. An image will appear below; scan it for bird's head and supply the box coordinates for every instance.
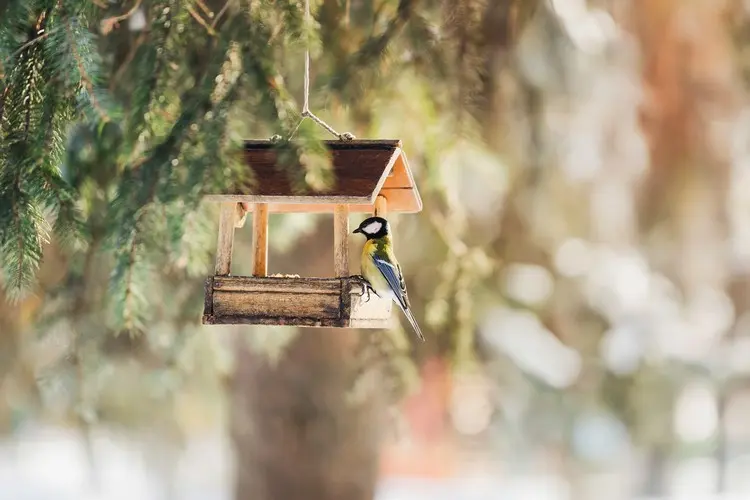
[353,216,390,239]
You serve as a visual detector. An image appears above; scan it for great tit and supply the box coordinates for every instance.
[353,216,425,342]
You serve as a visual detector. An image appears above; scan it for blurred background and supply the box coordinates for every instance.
[3,0,750,499]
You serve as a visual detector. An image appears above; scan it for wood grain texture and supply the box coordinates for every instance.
[204,187,421,213]
[202,139,422,214]
[203,315,391,328]
[243,139,402,148]
[381,154,412,189]
[214,290,340,319]
[202,277,214,323]
[202,276,391,328]
[215,202,236,275]
[238,142,397,198]
[252,203,269,276]
[374,195,387,217]
[333,205,349,278]
[204,194,371,205]
[213,276,341,293]
[204,316,351,327]
[389,151,422,211]
[347,280,393,328]
[234,202,249,228]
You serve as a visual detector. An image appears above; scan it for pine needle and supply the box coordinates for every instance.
[62,18,110,122]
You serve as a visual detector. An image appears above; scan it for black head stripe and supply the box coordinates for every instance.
[357,216,390,239]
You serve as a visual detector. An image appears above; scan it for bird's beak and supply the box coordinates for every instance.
[353,227,363,235]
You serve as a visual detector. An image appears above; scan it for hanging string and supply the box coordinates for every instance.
[303,0,310,115]
[284,0,355,142]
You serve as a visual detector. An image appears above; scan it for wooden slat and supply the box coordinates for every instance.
[374,195,387,217]
[202,277,214,322]
[234,202,248,228]
[333,205,349,277]
[348,317,392,328]
[348,281,392,328]
[202,276,393,327]
[234,146,398,198]
[205,140,403,198]
[381,152,412,189]
[203,194,371,205]
[213,290,340,319]
[243,139,402,149]
[203,139,422,214]
[252,203,269,276]
[205,187,421,213]
[213,276,341,293]
[203,316,342,327]
[378,187,422,213]
[367,147,401,202]
[215,202,236,276]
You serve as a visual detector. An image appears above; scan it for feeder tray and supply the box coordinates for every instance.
[202,139,422,328]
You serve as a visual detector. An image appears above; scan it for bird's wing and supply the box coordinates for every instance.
[372,255,424,342]
[372,254,409,310]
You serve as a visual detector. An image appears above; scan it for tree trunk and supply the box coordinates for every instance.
[640,444,669,496]
[230,219,385,500]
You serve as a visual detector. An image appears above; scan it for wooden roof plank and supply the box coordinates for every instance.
[366,147,402,205]
[204,187,420,213]
[203,139,422,213]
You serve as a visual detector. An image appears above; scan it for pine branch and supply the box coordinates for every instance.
[62,17,110,122]
[121,227,139,329]
[123,2,175,146]
[329,0,420,92]
[0,188,50,299]
[106,15,248,325]
[0,84,8,125]
[0,4,54,297]
[403,12,448,80]
[211,0,233,29]
[193,0,212,18]
[0,3,99,296]
[99,0,143,35]
[109,213,150,333]
[186,4,217,36]
[2,27,56,64]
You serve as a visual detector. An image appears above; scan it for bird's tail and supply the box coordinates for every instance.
[401,306,425,342]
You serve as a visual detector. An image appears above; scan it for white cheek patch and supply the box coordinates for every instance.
[362,221,382,234]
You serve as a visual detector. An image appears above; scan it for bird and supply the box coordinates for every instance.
[352,216,425,342]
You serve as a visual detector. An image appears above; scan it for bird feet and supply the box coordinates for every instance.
[350,275,377,303]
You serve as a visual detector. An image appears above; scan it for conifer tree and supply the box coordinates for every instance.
[0,1,542,498]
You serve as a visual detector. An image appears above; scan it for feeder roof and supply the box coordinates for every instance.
[203,139,422,213]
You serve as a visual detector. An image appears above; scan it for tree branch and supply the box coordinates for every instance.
[63,19,110,122]
[100,0,143,36]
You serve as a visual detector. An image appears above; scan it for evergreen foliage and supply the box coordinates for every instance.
[3,2,748,497]
[0,0,316,317]
[0,0,545,432]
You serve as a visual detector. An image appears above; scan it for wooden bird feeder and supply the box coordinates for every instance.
[201,139,422,328]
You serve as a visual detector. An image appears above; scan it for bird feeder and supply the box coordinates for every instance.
[201,139,422,328]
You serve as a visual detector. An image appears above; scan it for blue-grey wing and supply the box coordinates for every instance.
[372,255,409,310]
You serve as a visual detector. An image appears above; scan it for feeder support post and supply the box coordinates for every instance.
[235,202,249,228]
[215,202,237,276]
[333,205,349,277]
[374,195,387,217]
[253,203,269,277]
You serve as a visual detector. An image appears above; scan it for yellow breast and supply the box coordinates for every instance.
[360,239,391,295]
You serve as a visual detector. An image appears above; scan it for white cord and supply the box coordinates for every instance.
[303,0,310,115]
[284,0,354,141]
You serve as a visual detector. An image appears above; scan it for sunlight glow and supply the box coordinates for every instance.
[504,264,554,306]
[674,382,718,443]
[482,308,581,389]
